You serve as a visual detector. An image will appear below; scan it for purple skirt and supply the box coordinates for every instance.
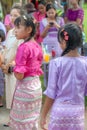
[0,69,4,96]
[48,103,84,130]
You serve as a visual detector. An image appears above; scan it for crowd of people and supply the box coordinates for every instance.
[0,0,87,130]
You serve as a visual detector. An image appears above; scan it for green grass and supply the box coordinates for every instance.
[40,75,46,103]
[83,4,87,42]
[83,4,87,106]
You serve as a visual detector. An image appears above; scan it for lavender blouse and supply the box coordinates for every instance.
[14,41,43,78]
[65,8,84,25]
[44,56,87,105]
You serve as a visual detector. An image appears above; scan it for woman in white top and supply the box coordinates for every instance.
[1,4,24,109]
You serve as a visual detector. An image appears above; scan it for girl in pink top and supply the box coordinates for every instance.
[33,1,46,44]
[9,15,43,130]
[4,14,14,32]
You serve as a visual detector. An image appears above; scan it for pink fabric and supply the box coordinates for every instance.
[14,40,43,77]
[9,77,42,130]
[4,14,14,28]
[33,12,46,22]
[33,12,46,43]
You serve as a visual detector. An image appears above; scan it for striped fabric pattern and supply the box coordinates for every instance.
[9,76,42,130]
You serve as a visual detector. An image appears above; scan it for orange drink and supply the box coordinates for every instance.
[44,53,50,62]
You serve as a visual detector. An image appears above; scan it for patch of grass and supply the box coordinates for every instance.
[40,75,46,103]
[83,4,87,42]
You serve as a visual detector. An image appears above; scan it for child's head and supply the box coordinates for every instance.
[58,23,82,56]
[10,5,24,24]
[14,15,36,41]
[0,29,5,42]
[46,4,57,19]
[38,1,46,14]
[24,3,36,14]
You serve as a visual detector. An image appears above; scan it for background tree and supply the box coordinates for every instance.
[1,0,14,16]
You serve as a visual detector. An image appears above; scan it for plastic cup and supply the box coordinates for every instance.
[44,53,50,62]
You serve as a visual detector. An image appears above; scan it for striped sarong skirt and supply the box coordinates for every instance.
[48,103,84,130]
[9,76,42,130]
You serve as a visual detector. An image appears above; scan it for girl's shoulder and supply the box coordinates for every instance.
[50,57,62,68]
[56,16,64,23]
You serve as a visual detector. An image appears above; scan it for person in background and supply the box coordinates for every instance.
[9,14,43,130]
[0,21,6,47]
[33,1,46,44]
[64,0,84,28]
[29,0,39,9]
[4,11,14,32]
[40,3,64,57]
[4,3,22,32]
[1,5,24,110]
[0,29,5,107]
[24,2,36,22]
[40,23,87,130]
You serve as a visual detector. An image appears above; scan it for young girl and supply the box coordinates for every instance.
[40,3,64,57]
[33,1,46,44]
[64,0,84,28]
[40,23,87,130]
[9,15,43,130]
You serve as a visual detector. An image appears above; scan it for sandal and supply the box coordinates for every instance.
[0,104,3,107]
[3,122,9,127]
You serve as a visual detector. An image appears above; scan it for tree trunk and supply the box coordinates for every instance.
[1,0,14,17]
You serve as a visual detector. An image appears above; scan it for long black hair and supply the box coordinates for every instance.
[58,23,83,56]
[14,14,36,42]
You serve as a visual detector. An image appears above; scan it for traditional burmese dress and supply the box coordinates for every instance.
[4,28,23,109]
[44,56,87,130]
[9,40,43,130]
[65,8,84,25]
[4,14,14,29]
[33,11,46,44]
[40,17,64,57]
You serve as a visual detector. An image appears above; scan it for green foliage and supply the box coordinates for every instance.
[40,76,46,104]
[83,4,87,42]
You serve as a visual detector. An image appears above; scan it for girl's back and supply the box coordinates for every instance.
[45,56,87,105]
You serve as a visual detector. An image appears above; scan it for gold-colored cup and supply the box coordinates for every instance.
[44,53,50,62]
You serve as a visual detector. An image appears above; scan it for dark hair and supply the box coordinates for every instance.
[46,3,57,18]
[24,3,36,14]
[0,29,5,42]
[11,4,25,16]
[38,1,46,6]
[14,15,36,42]
[46,3,56,12]
[78,0,80,5]
[58,23,83,56]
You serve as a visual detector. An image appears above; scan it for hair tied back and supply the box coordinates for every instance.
[22,15,27,20]
[61,29,69,41]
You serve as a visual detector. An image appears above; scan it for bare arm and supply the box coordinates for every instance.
[41,24,50,38]
[64,17,81,26]
[14,72,24,80]
[0,53,2,67]
[40,96,54,130]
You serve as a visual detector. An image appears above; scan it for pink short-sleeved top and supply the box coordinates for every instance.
[14,40,43,78]
[33,12,46,43]
[33,12,46,22]
[4,14,14,28]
